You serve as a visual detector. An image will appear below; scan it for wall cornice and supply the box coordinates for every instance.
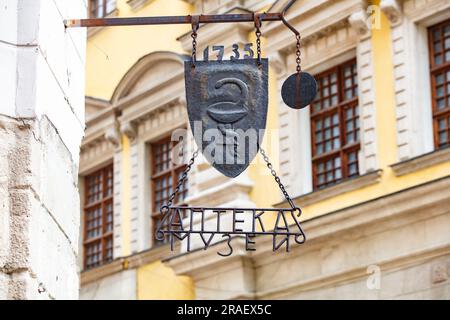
[163,175,450,299]
[380,0,402,25]
[403,0,450,24]
[126,0,155,11]
[256,243,450,299]
[264,0,369,55]
[80,243,174,286]
[120,94,184,126]
[79,136,116,175]
[254,175,450,263]
[181,0,275,14]
[178,7,255,54]
[80,176,450,297]
[279,170,383,208]
[391,147,450,177]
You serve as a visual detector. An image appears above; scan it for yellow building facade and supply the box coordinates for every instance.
[79,0,450,299]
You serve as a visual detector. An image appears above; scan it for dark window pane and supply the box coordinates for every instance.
[151,137,188,246]
[84,164,114,269]
[311,59,360,189]
[429,20,450,149]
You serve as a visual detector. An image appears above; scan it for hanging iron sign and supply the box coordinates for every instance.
[185,58,268,178]
[156,13,316,256]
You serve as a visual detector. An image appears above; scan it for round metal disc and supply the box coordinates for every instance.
[281,72,317,109]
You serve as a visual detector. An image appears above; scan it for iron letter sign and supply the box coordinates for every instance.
[156,12,314,256]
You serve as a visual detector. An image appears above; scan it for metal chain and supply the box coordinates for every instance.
[254,14,262,65]
[191,31,197,62]
[295,33,302,73]
[160,149,199,214]
[159,147,298,213]
[259,147,297,210]
[191,16,199,65]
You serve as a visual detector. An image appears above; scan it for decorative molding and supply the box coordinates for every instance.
[85,96,111,118]
[269,51,287,77]
[264,0,369,56]
[177,7,254,54]
[285,170,383,208]
[348,9,370,36]
[390,13,435,160]
[126,0,154,11]
[163,175,450,299]
[120,121,137,142]
[79,138,115,175]
[357,36,378,173]
[112,51,187,105]
[135,99,187,141]
[391,147,450,177]
[104,123,121,147]
[80,243,173,285]
[380,0,402,25]
[129,143,140,254]
[126,95,183,126]
[251,176,450,298]
[80,171,450,298]
[281,21,358,74]
[257,243,450,299]
[180,0,268,14]
[113,151,123,258]
[403,0,450,24]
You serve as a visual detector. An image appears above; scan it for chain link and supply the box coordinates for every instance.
[259,147,297,210]
[295,33,302,73]
[159,147,298,213]
[191,16,199,65]
[191,32,197,62]
[254,14,262,65]
[160,149,199,214]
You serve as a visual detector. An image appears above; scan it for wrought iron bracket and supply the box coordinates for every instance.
[64,0,299,33]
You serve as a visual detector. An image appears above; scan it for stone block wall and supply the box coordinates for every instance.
[0,0,87,299]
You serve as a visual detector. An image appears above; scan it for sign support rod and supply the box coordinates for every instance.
[64,13,284,28]
[65,0,298,28]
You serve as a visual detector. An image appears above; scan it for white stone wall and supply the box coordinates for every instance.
[390,0,450,161]
[356,36,378,173]
[130,143,140,254]
[80,269,137,300]
[0,0,87,299]
[113,150,123,258]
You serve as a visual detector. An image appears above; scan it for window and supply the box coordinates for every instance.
[89,0,116,18]
[310,59,360,189]
[429,20,450,149]
[151,137,188,245]
[83,165,114,270]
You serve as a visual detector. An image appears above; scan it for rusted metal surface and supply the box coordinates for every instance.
[281,72,317,109]
[184,58,268,178]
[64,12,284,28]
[64,0,300,29]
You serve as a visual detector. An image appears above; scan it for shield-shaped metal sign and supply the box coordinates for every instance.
[184,59,268,178]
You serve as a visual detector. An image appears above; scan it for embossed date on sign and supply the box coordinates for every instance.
[203,43,255,61]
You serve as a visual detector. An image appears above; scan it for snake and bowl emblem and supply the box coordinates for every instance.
[184,59,269,178]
